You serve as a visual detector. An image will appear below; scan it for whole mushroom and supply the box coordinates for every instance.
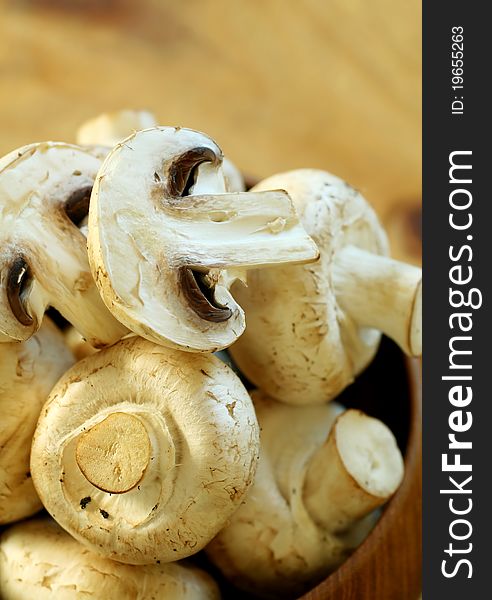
[76,109,158,148]
[0,142,128,346]
[207,391,404,598]
[0,318,74,524]
[229,169,422,404]
[31,336,259,564]
[64,326,98,361]
[87,127,318,353]
[76,109,246,192]
[0,517,220,599]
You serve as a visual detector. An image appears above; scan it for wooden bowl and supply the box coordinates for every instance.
[302,338,422,600]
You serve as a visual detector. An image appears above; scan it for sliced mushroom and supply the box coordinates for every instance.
[229,169,422,404]
[76,109,246,192]
[0,517,220,599]
[207,391,404,598]
[31,336,259,564]
[0,318,74,524]
[0,142,128,346]
[87,128,318,352]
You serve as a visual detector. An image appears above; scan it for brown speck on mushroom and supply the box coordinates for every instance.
[100,509,109,519]
[80,496,91,509]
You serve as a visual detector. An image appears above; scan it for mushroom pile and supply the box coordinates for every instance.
[0,110,421,599]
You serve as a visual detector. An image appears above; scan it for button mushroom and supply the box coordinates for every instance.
[87,128,318,353]
[0,142,128,347]
[77,109,158,147]
[64,326,98,361]
[229,169,422,404]
[207,391,404,597]
[0,318,74,524]
[30,336,259,564]
[0,517,220,599]
[76,109,246,192]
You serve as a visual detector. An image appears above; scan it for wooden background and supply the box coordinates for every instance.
[0,0,421,264]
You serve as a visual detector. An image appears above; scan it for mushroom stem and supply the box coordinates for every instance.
[169,190,319,270]
[75,412,151,494]
[303,410,404,532]
[332,245,422,355]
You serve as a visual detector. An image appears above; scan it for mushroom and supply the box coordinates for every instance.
[76,110,246,192]
[64,326,98,361]
[76,109,158,147]
[30,336,259,564]
[0,142,128,347]
[207,391,404,598]
[0,517,220,599]
[229,169,422,404]
[87,128,318,353]
[0,318,74,524]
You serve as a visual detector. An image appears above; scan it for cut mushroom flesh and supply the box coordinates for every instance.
[30,336,260,564]
[88,127,319,352]
[0,142,128,346]
[230,169,422,404]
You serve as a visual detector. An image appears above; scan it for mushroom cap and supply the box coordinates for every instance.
[77,109,158,148]
[88,128,318,353]
[76,110,245,193]
[0,318,74,524]
[0,142,128,347]
[207,392,397,598]
[229,169,389,404]
[31,336,259,564]
[0,517,220,600]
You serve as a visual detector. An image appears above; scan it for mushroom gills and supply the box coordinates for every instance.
[6,256,34,327]
[168,147,218,197]
[179,267,232,322]
[64,185,93,227]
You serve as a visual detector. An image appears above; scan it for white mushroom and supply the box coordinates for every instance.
[0,318,74,524]
[77,109,158,148]
[30,336,259,564]
[0,142,128,347]
[229,169,422,404]
[64,326,98,361]
[207,391,404,598]
[87,128,318,353]
[76,110,246,192]
[0,517,220,599]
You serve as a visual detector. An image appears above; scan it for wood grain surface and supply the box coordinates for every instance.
[0,0,421,264]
